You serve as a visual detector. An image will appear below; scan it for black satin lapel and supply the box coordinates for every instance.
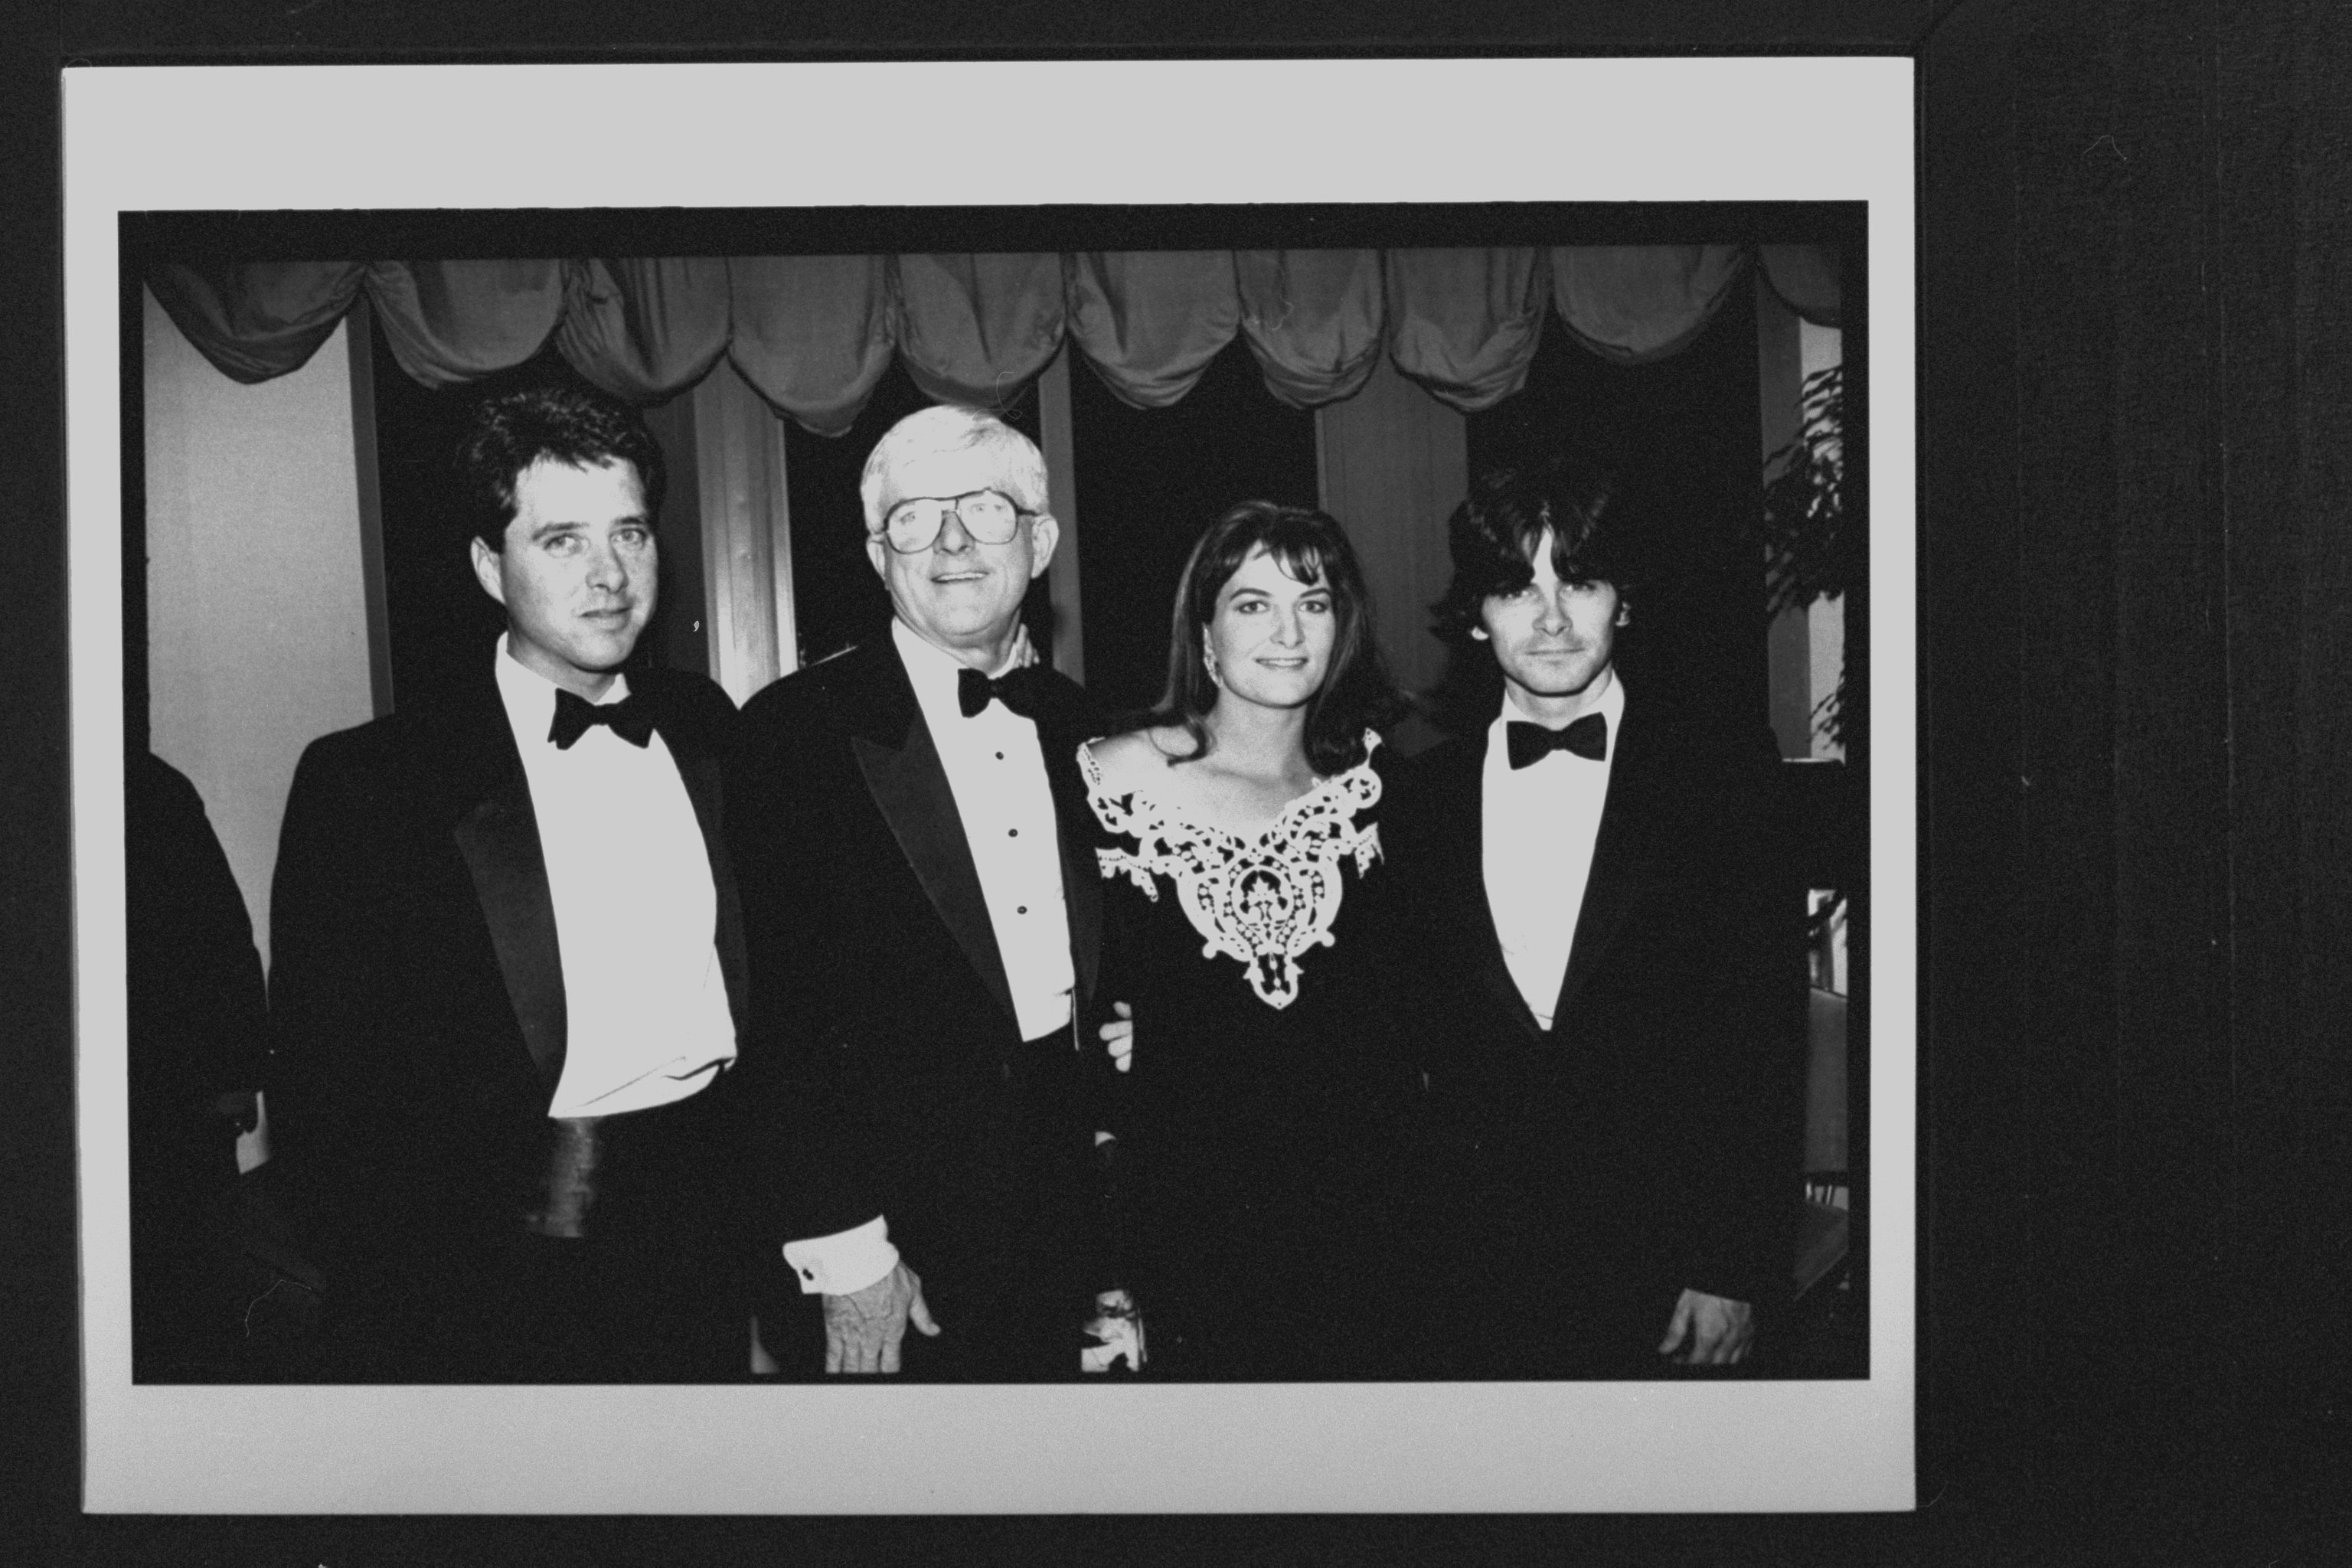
[1063,828,1102,1004]
[671,746,750,1033]
[1039,704,1102,1008]
[1552,725,1651,1027]
[852,714,1018,1028]
[841,639,922,747]
[1467,799,1543,1044]
[452,766,567,1090]
[1480,956,1546,1040]
[1455,735,1547,1043]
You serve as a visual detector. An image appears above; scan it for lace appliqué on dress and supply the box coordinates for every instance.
[1082,735,1382,1010]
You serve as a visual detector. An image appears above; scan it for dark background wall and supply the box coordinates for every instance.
[1466,278,1772,737]
[1071,338,1323,717]
[1921,1,2352,1557]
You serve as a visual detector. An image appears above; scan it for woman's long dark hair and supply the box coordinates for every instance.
[1121,500,1403,776]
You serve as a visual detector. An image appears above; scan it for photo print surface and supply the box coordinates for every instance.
[67,57,1916,1513]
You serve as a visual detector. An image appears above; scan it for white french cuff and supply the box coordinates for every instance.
[781,1215,898,1296]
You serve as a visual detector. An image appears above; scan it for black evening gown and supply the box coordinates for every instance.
[1080,733,1423,1380]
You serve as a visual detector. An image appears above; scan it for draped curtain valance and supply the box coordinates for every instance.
[149,245,1841,435]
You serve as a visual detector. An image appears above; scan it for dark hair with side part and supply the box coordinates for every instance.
[1125,500,1404,777]
[1430,451,1643,643]
[453,383,668,550]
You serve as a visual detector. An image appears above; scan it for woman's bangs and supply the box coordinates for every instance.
[1263,522,1337,590]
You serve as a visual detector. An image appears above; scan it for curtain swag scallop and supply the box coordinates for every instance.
[149,245,1841,434]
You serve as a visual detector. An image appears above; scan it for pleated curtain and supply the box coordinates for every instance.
[147,244,1842,428]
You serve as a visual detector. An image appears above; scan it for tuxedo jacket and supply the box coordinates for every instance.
[127,750,268,1183]
[725,636,1106,1334]
[265,657,747,1364]
[1381,697,1805,1368]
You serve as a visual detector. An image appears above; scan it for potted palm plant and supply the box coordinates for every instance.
[1762,361,1851,749]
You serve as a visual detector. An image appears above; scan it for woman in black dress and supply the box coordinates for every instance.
[1080,501,1419,1380]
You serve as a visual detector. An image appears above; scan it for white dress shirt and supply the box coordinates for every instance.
[1481,671,1626,1031]
[891,617,1076,1043]
[780,622,1079,1298]
[492,638,737,1117]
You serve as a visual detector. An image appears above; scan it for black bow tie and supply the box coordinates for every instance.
[1507,714,1607,769]
[549,688,655,750]
[958,665,1049,720]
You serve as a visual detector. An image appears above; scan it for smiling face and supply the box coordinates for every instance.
[1475,527,1626,722]
[1206,545,1337,712]
[469,456,656,700]
[867,445,1058,670]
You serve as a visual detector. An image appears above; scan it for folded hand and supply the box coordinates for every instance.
[823,1259,939,1374]
[1081,1289,1145,1373]
[1099,1001,1135,1073]
[1658,1288,1753,1366]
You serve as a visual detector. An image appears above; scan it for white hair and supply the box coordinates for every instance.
[858,403,1051,534]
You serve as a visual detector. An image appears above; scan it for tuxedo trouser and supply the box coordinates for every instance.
[128,1112,247,1377]
[761,1028,1098,1383]
[487,1071,749,1383]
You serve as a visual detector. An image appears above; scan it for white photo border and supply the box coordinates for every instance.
[66,57,1917,1514]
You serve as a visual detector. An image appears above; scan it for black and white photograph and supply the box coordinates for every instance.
[64,58,1917,1514]
[21,8,2352,1560]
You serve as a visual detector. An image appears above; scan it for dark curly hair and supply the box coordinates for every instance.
[1429,452,1643,642]
[454,383,668,551]
[1423,453,1647,733]
[1125,500,1403,776]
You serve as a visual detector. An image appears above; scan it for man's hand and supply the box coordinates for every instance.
[1658,1288,1754,1366]
[1099,1001,1135,1073]
[1081,1289,1145,1373]
[822,1259,939,1374]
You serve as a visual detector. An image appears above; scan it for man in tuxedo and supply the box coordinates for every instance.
[727,403,1107,1380]
[1383,455,1803,1379]
[126,750,267,1379]
[266,383,749,1382]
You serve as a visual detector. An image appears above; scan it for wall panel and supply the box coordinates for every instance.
[142,286,374,968]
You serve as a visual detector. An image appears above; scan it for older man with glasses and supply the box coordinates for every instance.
[727,403,1122,1380]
